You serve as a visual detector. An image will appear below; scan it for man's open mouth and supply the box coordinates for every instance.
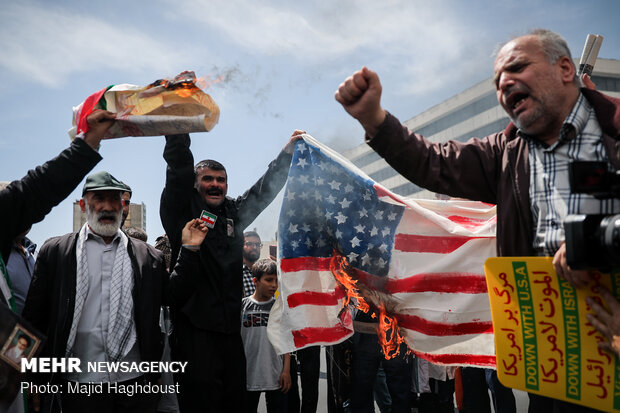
[508,92,529,112]
[99,214,117,222]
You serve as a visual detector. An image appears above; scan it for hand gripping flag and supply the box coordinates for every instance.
[267,135,498,367]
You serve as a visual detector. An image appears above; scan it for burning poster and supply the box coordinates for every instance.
[268,135,498,367]
[68,71,219,139]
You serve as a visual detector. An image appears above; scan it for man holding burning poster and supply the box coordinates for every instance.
[335,28,619,412]
[0,110,112,413]
[1,110,113,301]
[160,130,303,411]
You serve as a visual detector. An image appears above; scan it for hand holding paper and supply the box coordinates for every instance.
[83,110,116,149]
[69,71,220,139]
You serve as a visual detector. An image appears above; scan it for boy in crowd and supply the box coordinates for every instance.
[241,258,291,413]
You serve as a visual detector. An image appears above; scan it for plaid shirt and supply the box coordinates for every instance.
[242,263,255,298]
[527,93,620,256]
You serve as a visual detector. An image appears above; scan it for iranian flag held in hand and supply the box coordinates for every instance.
[200,210,217,229]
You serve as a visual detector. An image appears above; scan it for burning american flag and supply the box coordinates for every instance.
[267,135,498,367]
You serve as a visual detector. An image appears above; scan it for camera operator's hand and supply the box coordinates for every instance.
[553,243,591,288]
[586,286,620,359]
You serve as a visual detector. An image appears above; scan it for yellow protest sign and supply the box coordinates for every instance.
[485,257,619,412]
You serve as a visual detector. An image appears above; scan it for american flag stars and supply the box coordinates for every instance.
[279,140,404,277]
[272,136,498,366]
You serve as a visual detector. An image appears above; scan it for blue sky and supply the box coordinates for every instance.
[1,0,619,247]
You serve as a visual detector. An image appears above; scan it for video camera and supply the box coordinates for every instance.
[564,161,620,271]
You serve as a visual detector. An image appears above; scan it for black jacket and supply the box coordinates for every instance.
[160,134,292,334]
[0,139,101,266]
[23,233,168,380]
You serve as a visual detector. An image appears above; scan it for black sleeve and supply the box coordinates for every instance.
[236,149,293,229]
[163,247,202,308]
[160,134,195,268]
[0,139,101,261]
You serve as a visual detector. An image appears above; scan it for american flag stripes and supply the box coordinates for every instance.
[267,135,498,367]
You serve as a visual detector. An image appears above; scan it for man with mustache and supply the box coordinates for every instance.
[160,130,303,412]
[242,231,262,298]
[335,28,617,412]
[23,171,168,413]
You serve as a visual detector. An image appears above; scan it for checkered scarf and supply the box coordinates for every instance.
[66,225,136,362]
[242,264,255,298]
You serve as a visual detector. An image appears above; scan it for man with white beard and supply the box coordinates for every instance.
[23,171,169,413]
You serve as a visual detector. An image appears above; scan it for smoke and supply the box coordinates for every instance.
[199,63,282,118]
[316,122,363,154]
[200,64,242,90]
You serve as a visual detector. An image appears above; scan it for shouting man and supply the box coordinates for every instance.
[160,129,303,412]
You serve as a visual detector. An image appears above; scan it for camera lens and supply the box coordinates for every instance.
[600,214,620,267]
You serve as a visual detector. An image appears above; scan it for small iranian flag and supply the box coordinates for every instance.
[200,210,217,228]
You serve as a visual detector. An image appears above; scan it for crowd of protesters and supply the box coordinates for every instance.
[1,28,620,413]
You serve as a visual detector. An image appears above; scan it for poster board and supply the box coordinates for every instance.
[0,304,44,410]
[485,257,619,412]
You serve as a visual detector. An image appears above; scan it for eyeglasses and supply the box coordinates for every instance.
[244,242,263,248]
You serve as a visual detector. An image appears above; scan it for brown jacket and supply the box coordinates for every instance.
[367,89,620,257]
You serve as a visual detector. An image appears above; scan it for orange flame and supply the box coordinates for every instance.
[196,74,227,91]
[329,251,369,313]
[376,303,407,360]
[172,82,199,98]
[329,250,408,360]
[144,70,227,100]
[169,74,225,97]
[149,75,201,98]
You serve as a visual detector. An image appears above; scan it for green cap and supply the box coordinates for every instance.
[120,182,132,194]
[82,171,126,195]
